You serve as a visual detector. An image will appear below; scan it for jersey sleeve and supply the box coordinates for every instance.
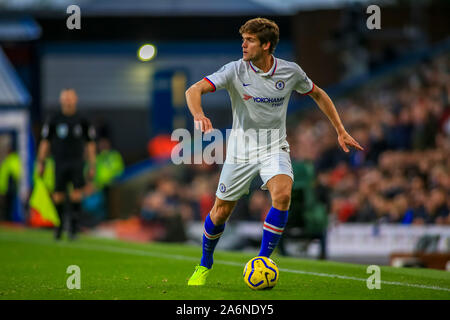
[41,116,55,140]
[293,63,314,95]
[86,123,97,142]
[82,119,96,142]
[204,61,236,92]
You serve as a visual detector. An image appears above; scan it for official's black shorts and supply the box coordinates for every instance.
[54,160,85,192]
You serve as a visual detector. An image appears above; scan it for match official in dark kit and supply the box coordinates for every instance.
[37,88,96,240]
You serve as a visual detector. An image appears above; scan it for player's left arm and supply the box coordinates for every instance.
[86,142,96,166]
[37,116,54,176]
[85,141,96,180]
[308,85,364,153]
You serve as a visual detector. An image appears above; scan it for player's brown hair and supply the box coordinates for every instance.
[239,18,279,54]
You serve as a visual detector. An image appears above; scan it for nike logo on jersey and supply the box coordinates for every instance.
[242,83,251,86]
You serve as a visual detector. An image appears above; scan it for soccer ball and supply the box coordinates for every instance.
[243,256,279,290]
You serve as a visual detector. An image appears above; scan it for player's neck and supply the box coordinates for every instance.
[251,54,273,73]
[62,110,76,116]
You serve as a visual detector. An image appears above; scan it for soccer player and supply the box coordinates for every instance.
[37,88,96,240]
[186,18,363,285]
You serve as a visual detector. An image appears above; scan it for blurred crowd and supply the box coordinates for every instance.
[289,53,450,225]
[140,53,450,230]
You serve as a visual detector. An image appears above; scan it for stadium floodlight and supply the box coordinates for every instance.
[138,44,156,61]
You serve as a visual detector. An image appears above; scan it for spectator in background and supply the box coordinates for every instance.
[366,122,388,165]
[410,98,438,150]
[93,136,124,190]
[386,107,412,150]
[247,190,272,222]
[191,175,216,221]
[387,193,409,223]
[83,135,124,225]
[425,188,449,224]
[141,189,176,222]
[439,104,450,135]
[0,143,21,221]
[140,174,187,242]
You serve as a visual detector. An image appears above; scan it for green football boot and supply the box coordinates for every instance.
[188,265,211,286]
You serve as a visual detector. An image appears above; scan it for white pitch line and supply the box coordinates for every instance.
[1,234,450,293]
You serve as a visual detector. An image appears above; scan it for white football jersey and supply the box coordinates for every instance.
[205,56,314,163]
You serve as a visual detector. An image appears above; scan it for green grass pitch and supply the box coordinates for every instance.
[0,226,449,300]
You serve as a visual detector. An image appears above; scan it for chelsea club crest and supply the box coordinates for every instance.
[275,80,285,90]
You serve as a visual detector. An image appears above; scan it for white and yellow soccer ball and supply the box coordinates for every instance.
[243,256,279,290]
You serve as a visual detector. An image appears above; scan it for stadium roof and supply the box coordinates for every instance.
[0,47,31,107]
[0,0,388,16]
[81,0,277,16]
[0,17,41,41]
[0,0,276,16]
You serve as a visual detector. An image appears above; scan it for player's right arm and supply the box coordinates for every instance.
[185,79,215,133]
[37,119,53,176]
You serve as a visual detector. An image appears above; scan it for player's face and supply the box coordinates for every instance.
[241,33,268,61]
[60,90,78,115]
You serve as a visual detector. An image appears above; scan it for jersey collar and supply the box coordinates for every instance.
[249,55,277,77]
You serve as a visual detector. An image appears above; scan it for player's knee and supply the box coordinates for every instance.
[272,192,291,209]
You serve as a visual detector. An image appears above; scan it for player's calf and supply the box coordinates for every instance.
[259,206,289,257]
[200,213,225,269]
[209,197,236,225]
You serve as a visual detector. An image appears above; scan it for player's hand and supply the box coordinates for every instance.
[194,114,213,134]
[337,131,364,153]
